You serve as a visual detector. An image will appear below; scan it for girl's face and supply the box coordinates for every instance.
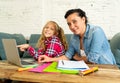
[43,23,56,38]
[66,13,86,36]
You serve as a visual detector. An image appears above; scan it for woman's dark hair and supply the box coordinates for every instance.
[64,8,88,24]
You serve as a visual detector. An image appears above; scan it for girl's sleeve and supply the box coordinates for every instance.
[27,46,43,60]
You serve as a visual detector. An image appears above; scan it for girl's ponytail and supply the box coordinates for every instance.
[58,26,68,51]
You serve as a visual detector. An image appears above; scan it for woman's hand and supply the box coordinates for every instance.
[17,44,30,51]
[73,53,87,62]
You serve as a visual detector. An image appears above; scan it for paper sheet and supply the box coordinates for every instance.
[29,62,51,72]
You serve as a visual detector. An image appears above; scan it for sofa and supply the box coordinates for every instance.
[0,32,72,60]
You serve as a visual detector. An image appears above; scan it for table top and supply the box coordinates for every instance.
[0,60,120,83]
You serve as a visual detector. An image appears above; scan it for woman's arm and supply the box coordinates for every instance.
[87,27,106,63]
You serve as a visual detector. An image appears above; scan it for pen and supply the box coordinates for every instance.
[62,60,64,65]
[80,66,98,76]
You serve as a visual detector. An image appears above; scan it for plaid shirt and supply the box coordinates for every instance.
[27,36,65,60]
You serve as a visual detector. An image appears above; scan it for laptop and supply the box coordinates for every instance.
[2,39,38,67]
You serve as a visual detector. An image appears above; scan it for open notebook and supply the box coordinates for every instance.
[57,60,89,71]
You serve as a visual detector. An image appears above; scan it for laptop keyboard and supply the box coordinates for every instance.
[21,60,35,65]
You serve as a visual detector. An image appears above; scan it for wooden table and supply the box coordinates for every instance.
[0,60,120,83]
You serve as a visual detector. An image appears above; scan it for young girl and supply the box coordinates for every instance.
[18,21,68,61]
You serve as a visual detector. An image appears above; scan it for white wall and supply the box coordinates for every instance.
[0,0,120,39]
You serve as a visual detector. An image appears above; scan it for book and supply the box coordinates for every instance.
[57,60,89,71]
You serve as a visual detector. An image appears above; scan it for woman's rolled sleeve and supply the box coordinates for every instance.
[65,43,75,59]
[87,53,100,64]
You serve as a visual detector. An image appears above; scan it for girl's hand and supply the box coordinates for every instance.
[38,55,52,63]
[17,44,30,51]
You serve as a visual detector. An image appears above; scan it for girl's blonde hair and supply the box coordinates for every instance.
[36,21,68,51]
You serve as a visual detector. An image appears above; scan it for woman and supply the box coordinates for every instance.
[38,8,116,64]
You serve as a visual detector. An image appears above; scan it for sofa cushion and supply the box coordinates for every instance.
[0,32,15,60]
[65,34,72,46]
[13,34,27,57]
[0,32,26,60]
[110,32,120,68]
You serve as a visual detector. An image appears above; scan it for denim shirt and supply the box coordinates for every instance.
[65,24,116,64]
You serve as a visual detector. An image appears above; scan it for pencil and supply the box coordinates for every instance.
[80,66,98,76]
[18,66,35,72]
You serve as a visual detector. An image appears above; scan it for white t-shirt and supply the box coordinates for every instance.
[80,49,86,56]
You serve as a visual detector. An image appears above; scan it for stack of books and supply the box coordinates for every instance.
[57,60,89,71]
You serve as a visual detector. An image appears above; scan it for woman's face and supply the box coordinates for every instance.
[43,23,56,38]
[66,13,86,36]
